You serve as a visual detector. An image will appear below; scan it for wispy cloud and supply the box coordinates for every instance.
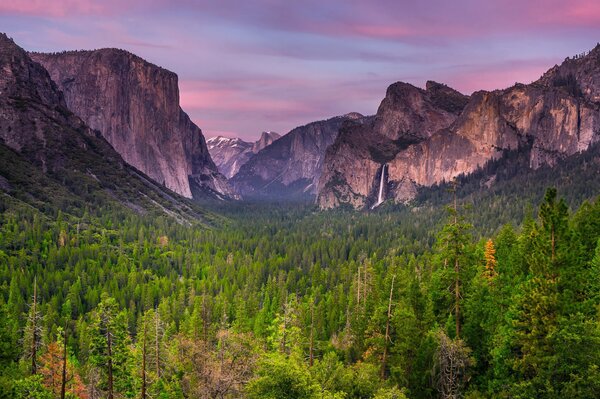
[2,0,600,140]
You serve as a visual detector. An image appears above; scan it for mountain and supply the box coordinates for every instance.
[207,131,280,178]
[231,113,366,199]
[317,81,469,208]
[318,48,600,209]
[29,48,233,200]
[0,33,211,224]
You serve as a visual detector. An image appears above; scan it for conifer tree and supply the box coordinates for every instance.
[89,294,134,399]
[22,277,42,375]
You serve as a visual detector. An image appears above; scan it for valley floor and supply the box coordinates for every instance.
[0,183,599,398]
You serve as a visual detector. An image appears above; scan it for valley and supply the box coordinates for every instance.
[0,12,599,399]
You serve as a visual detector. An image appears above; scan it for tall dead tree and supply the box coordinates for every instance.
[141,321,147,399]
[60,322,68,399]
[434,331,472,399]
[309,300,315,367]
[23,276,43,375]
[31,276,38,375]
[381,275,395,378]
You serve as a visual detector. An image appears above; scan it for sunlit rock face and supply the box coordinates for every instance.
[317,47,600,209]
[30,49,233,199]
[207,132,280,179]
[231,113,366,199]
[317,81,469,209]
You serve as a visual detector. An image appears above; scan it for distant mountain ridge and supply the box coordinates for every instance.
[207,131,280,178]
[29,48,233,200]
[317,47,600,209]
[231,113,367,199]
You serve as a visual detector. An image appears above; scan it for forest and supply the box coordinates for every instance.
[0,181,599,398]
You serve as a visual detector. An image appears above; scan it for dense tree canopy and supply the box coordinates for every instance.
[0,184,598,398]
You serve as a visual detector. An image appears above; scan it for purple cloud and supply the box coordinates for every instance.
[1,1,599,140]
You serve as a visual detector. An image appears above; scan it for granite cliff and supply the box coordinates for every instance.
[30,49,233,199]
[317,82,469,208]
[318,47,600,209]
[0,33,207,222]
[231,113,366,199]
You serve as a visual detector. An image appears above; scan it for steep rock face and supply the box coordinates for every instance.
[318,47,600,209]
[30,49,232,199]
[387,80,600,203]
[0,33,205,222]
[318,82,468,208]
[252,131,281,153]
[207,131,280,178]
[232,113,365,198]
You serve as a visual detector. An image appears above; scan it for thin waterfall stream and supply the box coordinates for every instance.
[371,164,386,209]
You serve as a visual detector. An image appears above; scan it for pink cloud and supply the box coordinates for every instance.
[1,0,105,17]
[0,0,163,18]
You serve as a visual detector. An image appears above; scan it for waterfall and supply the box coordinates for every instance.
[371,164,386,209]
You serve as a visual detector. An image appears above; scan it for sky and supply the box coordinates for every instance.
[2,1,600,141]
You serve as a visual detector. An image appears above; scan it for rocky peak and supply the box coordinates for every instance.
[0,34,210,221]
[0,32,85,165]
[232,114,366,198]
[207,136,251,149]
[317,46,600,209]
[252,131,281,154]
[373,81,466,144]
[30,48,233,200]
[536,43,600,103]
[425,80,471,114]
[0,34,64,108]
[207,132,280,179]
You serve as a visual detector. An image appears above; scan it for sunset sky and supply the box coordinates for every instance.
[2,0,600,141]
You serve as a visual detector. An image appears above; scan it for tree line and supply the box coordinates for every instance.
[0,187,599,398]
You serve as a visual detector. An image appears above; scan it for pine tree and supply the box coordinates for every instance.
[89,294,134,399]
[436,186,473,338]
[22,277,43,375]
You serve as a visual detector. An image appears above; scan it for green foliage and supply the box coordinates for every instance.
[0,184,598,398]
[246,354,320,399]
[12,375,53,399]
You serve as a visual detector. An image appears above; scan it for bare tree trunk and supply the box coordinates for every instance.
[381,275,395,378]
[31,276,38,375]
[142,321,147,399]
[551,226,555,261]
[61,322,67,399]
[107,327,114,399]
[309,301,314,367]
[357,266,361,308]
[455,258,460,339]
[155,310,161,378]
[452,180,460,339]
[363,264,368,314]
[281,303,288,354]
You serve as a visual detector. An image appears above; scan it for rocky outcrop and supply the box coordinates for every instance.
[318,82,469,208]
[232,113,366,199]
[252,131,281,154]
[0,33,205,221]
[0,34,87,171]
[30,48,233,199]
[317,47,600,209]
[207,131,280,178]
